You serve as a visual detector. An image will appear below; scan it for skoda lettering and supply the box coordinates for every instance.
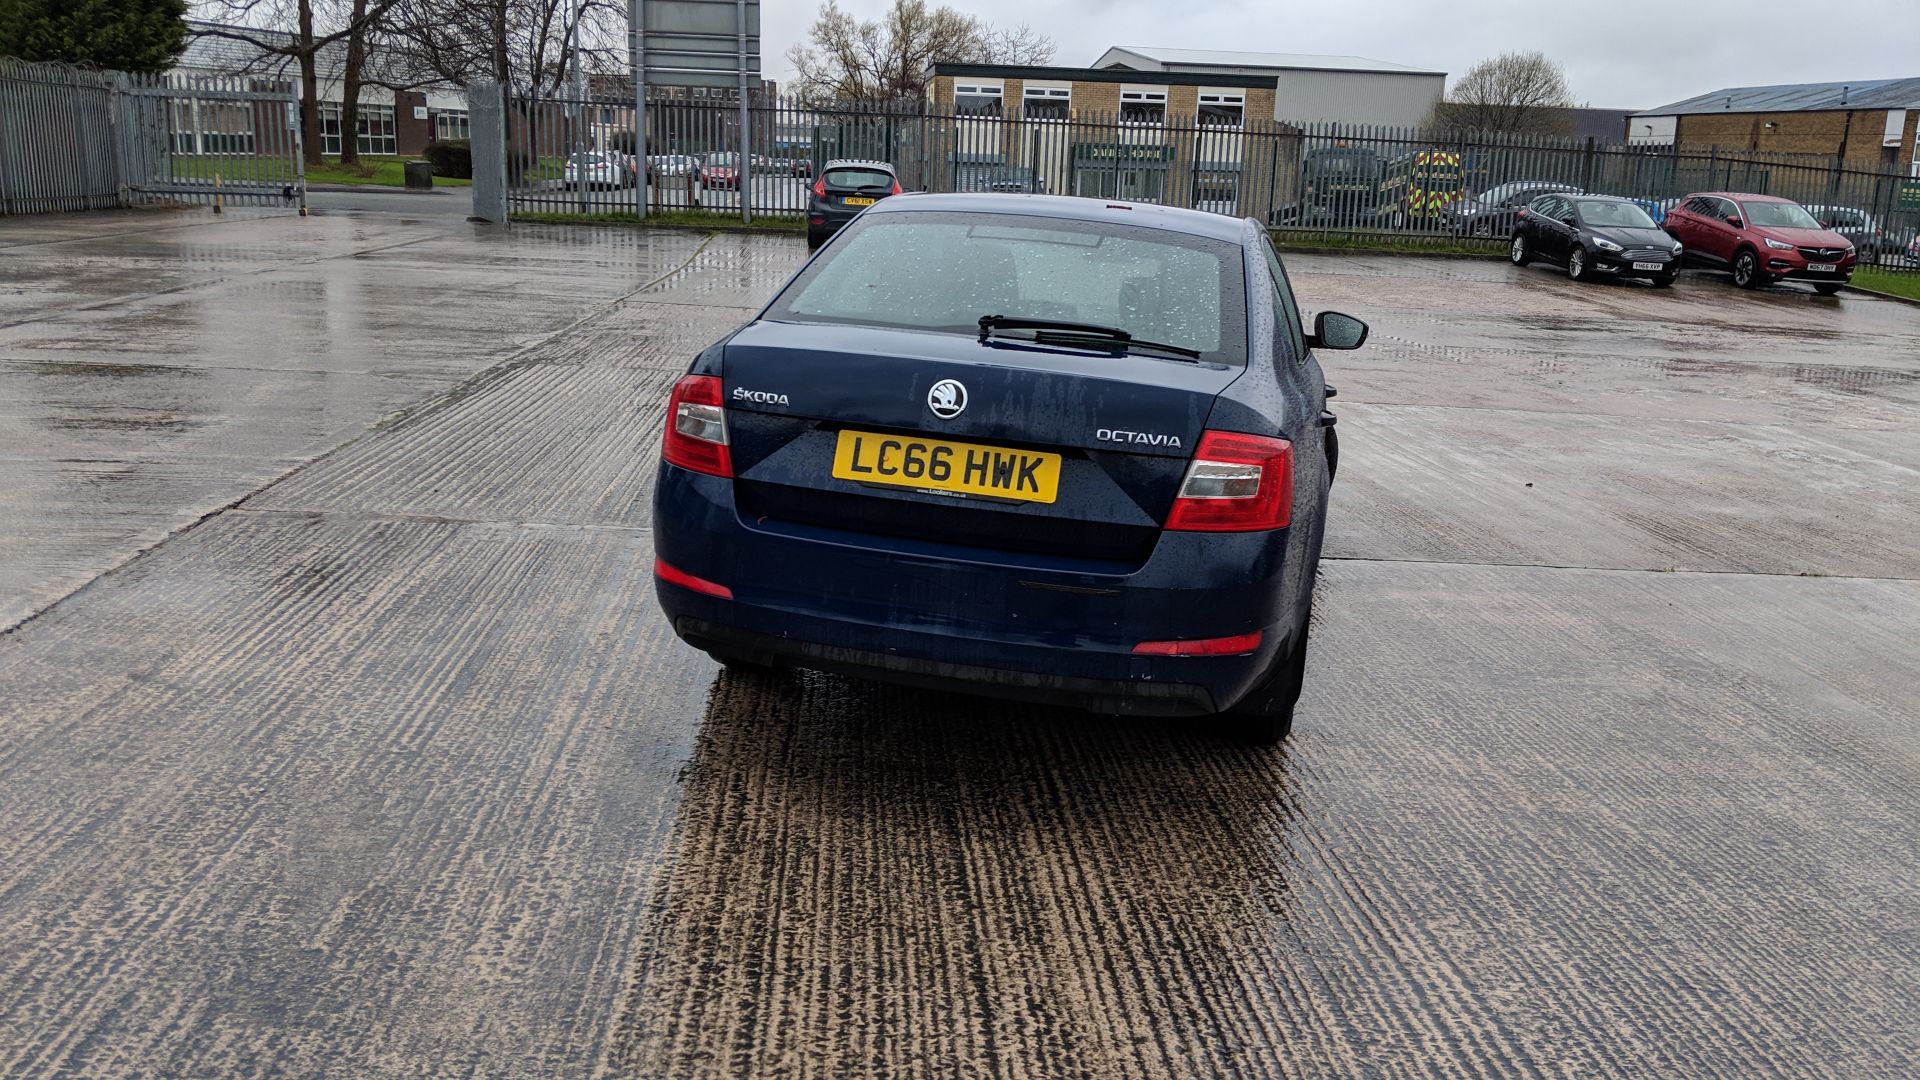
[732,387,789,407]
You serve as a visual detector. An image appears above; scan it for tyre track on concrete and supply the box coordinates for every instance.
[602,563,1920,1079]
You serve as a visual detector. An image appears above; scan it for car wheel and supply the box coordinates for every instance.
[1813,282,1844,296]
[1568,247,1589,281]
[1509,234,1529,266]
[1651,274,1676,288]
[806,231,824,251]
[1732,249,1762,289]
[1324,426,1339,483]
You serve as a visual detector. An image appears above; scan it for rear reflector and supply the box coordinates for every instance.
[661,374,733,477]
[1133,630,1262,656]
[654,557,732,599]
[1164,430,1293,532]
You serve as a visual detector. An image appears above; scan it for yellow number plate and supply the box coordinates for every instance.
[831,430,1060,504]
[843,196,876,206]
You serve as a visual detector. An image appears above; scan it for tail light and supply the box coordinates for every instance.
[662,374,732,477]
[811,177,827,198]
[889,181,903,195]
[1164,431,1293,532]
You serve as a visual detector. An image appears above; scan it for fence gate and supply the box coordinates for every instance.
[117,73,305,210]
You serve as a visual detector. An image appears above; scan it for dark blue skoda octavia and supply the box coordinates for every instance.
[653,193,1367,741]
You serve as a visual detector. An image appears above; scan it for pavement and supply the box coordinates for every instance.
[1,206,1917,1078]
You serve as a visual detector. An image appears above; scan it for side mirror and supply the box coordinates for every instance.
[1724,216,1742,228]
[1560,215,1577,227]
[1305,310,1368,351]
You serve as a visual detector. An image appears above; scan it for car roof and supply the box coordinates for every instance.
[823,159,896,172]
[1693,192,1793,203]
[864,192,1250,242]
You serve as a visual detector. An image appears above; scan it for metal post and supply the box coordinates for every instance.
[736,0,750,224]
[630,0,648,219]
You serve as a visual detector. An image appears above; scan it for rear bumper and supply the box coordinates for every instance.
[672,614,1228,715]
[653,465,1302,715]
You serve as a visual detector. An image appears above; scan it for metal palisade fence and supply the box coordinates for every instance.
[498,86,1920,273]
[1,57,304,216]
[0,58,120,214]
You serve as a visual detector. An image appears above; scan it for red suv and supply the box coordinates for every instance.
[1663,192,1856,294]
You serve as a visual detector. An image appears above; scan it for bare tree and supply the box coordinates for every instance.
[787,0,1054,106]
[380,0,621,92]
[1428,51,1576,135]
[194,0,395,165]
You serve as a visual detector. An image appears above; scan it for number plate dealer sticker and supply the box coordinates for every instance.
[831,430,1060,503]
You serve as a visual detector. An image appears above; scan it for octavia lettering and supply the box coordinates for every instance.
[831,430,1060,504]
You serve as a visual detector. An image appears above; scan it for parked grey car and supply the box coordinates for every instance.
[1449,181,1581,236]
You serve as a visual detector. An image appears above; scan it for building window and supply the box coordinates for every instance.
[1023,86,1070,121]
[1197,93,1244,128]
[435,110,471,141]
[169,100,256,155]
[955,83,1003,117]
[320,103,398,156]
[1120,90,1166,126]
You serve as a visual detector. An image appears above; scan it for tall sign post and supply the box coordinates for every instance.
[631,0,762,223]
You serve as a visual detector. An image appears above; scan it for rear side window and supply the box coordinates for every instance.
[1259,238,1306,363]
[823,167,894,190]
[764,211,1247,363]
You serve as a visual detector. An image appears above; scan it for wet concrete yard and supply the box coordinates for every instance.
[1,208,1917,1077]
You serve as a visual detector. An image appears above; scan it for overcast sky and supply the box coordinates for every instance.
[762,0,1920,112]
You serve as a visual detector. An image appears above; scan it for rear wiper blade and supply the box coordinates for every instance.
[977,315,1202,360]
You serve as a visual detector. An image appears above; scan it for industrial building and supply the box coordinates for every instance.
[1630,78,1920,175]
[1091,46,1445,128]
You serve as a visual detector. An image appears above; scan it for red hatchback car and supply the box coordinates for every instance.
[1663,192,1856,293]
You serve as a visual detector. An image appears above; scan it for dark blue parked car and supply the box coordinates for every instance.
[652,193,1367,741]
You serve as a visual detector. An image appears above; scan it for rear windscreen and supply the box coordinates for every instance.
[763,210,1247,364]
[824,168,894,190]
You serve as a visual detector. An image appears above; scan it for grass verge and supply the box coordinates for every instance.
[1850,267,1920,303]
[1268,229,1503,259]
[170,155,471,187]
[513,209,806,232]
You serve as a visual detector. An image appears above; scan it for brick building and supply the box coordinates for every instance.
[1630,78,1920,175]
[174,22,470,158]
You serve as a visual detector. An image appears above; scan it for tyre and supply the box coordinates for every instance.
[1732,249,1763,289]
[1813,282,1844,296]
[1567,247,1590,281]
[1651,274,1676,288]
[1324,426,1339,483]
[805,230,825,251]
[1509,233,1530,266]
